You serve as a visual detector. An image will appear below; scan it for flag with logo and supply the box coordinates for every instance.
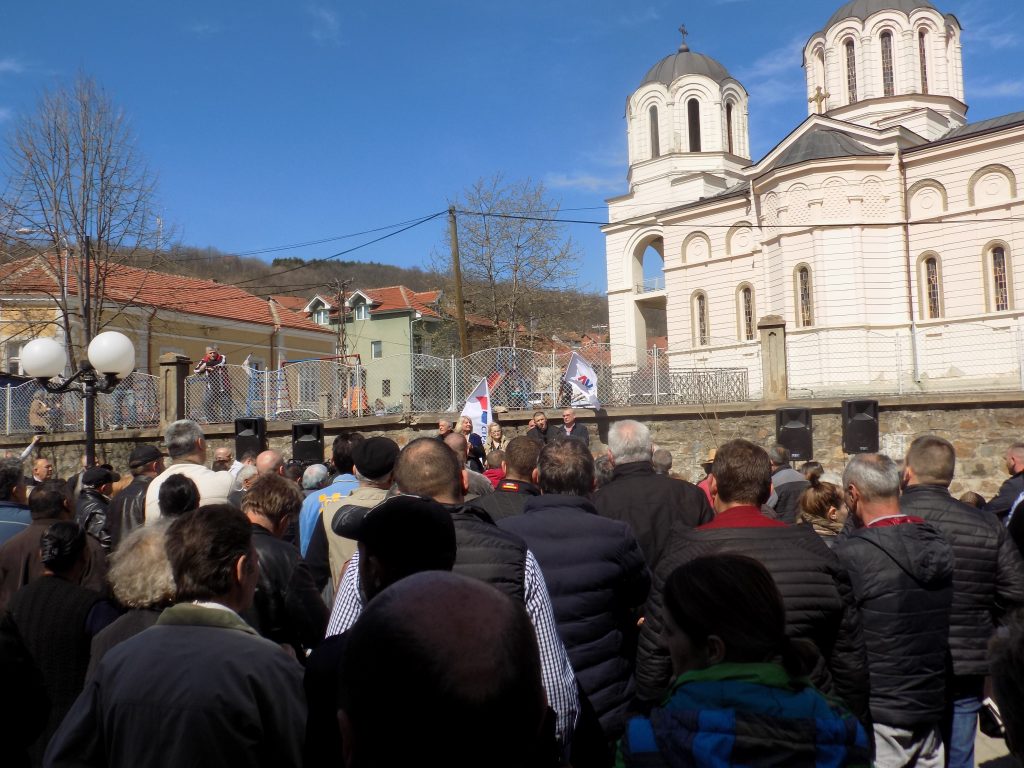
[563,351,600,409]
[460,377,492,441]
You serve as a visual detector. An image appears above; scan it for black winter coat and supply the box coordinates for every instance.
[448,505,527,602]
[771,466,809,524]
[75,488,112,551]
[835,519,953,729]
[636,516,868,723]
[901,483,1024,676]
[106,476,151,549]
[470,479,541,522]
[593,462,712,571]
[985,470,1024,519]
[499,494,649,738]
[241,524,328,657]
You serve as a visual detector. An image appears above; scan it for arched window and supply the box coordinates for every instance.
[796,266,814,327]
[725,102,734,154]
[687,99,701,152]
[993,246,1010,311]
[648,105,660,159]
[845,39,858,103]
[693,292,709,346]
[923,256,941,318]
[738,285,755,341]
[880,32,895,97]
[918,30,929,94]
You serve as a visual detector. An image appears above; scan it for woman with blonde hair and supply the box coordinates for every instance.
[795,466,847,547]
[485,422,508,453]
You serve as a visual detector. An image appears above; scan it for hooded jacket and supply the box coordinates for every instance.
[834,517,953,728]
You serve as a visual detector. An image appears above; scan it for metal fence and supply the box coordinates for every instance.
[0,371,159,436]
[182,345,752,425]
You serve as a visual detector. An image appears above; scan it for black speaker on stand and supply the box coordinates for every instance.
[234,417,267,458]
[291,421,325,464]
[842,399,880,454]
[775,407,813,461]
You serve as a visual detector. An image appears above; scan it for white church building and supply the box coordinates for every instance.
[603,0,1024,399]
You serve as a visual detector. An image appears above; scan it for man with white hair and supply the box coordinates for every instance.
[144,420,233,523]
[593,420,711,570]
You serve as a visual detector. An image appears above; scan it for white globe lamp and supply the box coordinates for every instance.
[88,331,136,378]
[20,337,68,379]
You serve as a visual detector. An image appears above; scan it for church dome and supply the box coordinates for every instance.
[825,0,937,28]
[640,50,733,87]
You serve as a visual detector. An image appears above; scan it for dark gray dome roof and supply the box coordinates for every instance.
[641,50,734,87]
[826,0,938,27]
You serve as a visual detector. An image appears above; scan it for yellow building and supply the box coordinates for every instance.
[0,254,336,375]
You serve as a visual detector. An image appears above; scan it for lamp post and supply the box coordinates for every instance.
[20,331,135,467]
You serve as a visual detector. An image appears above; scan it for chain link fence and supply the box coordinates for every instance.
[0,372,159,435]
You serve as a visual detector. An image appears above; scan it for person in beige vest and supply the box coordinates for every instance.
[319,437,399,592]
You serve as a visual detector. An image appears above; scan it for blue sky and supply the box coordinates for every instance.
[1,0,1020,293]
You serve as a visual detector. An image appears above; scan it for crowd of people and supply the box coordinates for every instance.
[1,414,1024,767]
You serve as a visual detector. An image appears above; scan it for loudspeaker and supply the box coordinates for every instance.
[234,417,266,458]
[291,421,325,463]
[842,399,880,454]
[775,408,813,461]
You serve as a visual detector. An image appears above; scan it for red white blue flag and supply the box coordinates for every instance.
[460,377,492,441]
[564,351,600,409]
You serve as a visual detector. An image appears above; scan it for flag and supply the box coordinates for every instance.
[460,377,492,441]
[564,351,600,409]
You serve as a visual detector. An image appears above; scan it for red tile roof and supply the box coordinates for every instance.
[270,294,309,312]
[0,255,331,334]
[357,286,442,318]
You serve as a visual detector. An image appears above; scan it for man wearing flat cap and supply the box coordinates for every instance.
[306,437,400,595]
[75,466,121,551]
[107,445,165,549]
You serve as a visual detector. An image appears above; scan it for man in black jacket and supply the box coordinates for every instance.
[837,452,953,768]
[107,445,164,550]
[901,435,1024,768]
[634,438,868,725]
[499,439,649,740]
[471,436,542,522]
[75,467,119,552]
[984,441,1024,519]
[593,420,712,571]
[526,411,552,444]
[240,473,328,658]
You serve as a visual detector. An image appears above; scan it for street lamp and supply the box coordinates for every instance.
[21,331,135,467]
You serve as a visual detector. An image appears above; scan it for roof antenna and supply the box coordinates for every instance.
[678,23,689,52]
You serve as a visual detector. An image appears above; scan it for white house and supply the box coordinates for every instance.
[604,0,1024,399]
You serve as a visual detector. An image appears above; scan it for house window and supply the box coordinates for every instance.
[370,340,382,359]
[880,32,895,97]
[6,341,27,375]
[924,257,941,318]
[687,99,701,152]
[298,366,318,404]
[739,285,755,341]
[382,379,391,397]
[993,246,1010,312]
[649,105,660,159]
[725,102,734,154]
[845,40,858,103]
[693,292,709,346]
[797,266,814,327]
[918,30,929,94]
[354,303,370,321]
[313,308,330,325]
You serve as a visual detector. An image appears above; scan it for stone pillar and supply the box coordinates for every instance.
[159,353,191,427]
[758,315,788,401]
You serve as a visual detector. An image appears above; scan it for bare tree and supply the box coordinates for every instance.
[0,74,162,367]
[439,175,580,348]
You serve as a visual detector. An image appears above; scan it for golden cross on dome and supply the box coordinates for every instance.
[678,24,689,52]
[809,86,830,114]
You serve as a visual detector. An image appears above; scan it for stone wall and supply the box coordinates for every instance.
[7,392,1022,501]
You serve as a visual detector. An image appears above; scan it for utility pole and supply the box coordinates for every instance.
[333,278,351,359]
[448,206,470,357]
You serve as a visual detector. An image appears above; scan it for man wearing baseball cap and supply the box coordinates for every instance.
[304,493,456,768]
[305,436,400,595]
[107,445,164,549]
